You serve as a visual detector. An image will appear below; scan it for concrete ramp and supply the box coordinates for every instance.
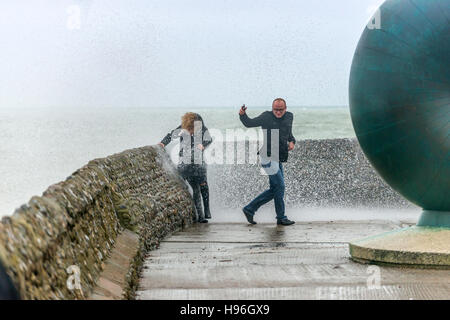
[137,222,450,300]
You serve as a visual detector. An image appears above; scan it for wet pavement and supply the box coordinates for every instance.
[136,221,450,300]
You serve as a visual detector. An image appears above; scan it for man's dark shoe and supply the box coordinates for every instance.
[277,219,295,226]
[199,219,209,223]
[243,208,257,225]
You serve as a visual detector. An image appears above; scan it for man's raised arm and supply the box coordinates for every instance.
[239,104,265,128]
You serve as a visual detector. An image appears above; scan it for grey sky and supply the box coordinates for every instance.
[0,0,385,109]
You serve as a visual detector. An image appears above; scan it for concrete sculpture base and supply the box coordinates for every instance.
[349,226,450,268]
[417,211,450,228]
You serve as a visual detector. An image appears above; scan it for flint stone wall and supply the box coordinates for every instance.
[208,138,416,209]
[0,146,195,300]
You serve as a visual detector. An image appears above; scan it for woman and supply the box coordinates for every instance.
[159,112,212,223]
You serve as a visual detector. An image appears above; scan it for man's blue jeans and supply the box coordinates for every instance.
[244,160,287,221]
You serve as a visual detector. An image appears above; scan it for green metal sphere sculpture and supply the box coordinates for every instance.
[349,0,450,226]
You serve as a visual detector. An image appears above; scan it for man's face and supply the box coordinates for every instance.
[272,100,287,118]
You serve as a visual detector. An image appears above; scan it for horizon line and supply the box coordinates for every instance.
[0,105,349,110]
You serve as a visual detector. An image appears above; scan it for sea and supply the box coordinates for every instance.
[0,106,356,217]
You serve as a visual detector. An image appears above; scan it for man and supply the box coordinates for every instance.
[239,98,296,226]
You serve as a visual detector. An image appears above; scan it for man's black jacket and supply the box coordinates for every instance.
[239,111,296,163]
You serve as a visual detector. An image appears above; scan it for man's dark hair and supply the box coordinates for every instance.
[273,98,287,108]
